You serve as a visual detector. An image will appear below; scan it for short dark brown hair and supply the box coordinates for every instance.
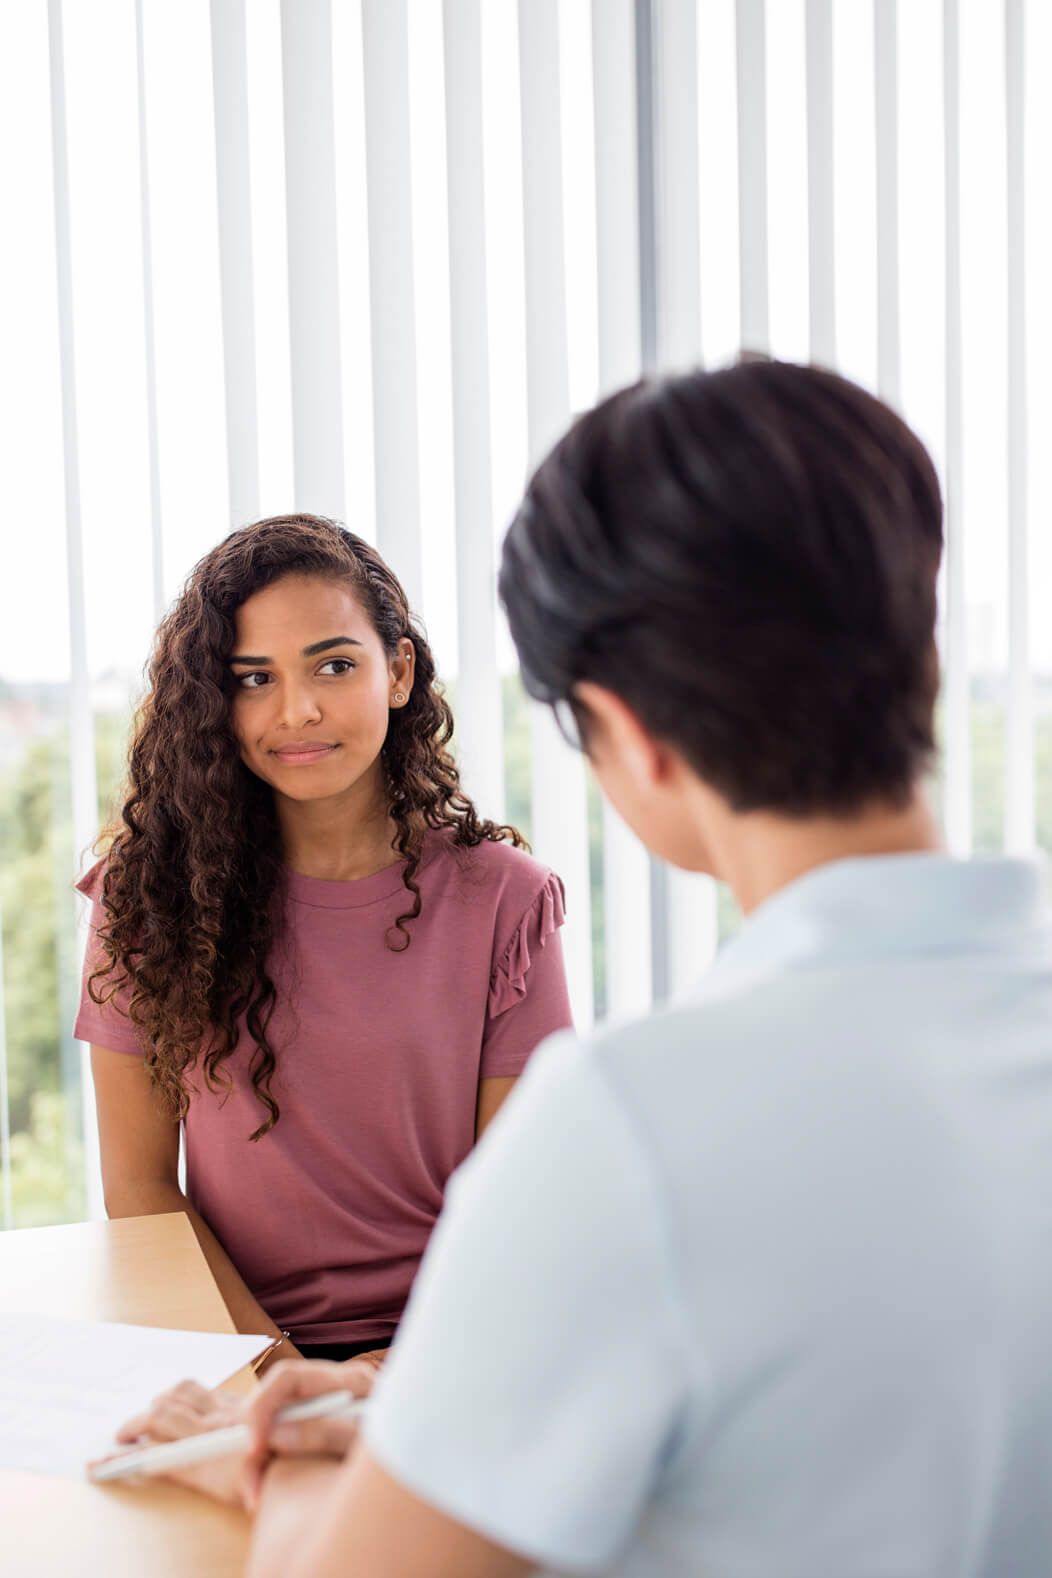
[499,360,943,815]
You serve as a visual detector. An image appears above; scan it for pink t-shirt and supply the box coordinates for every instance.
[74,830,572,1344]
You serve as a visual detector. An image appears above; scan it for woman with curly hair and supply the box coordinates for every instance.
[74,514,571,1367]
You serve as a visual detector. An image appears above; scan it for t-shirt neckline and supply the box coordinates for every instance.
[282,831,442,910]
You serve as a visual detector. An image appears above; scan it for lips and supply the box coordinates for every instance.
[271,743,339,765]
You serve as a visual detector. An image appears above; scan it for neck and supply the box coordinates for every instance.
[710,789,942,915]
[275,767,401,882]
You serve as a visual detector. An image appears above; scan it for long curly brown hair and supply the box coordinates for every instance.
[88,514,524,1139]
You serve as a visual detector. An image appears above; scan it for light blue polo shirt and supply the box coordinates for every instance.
[365,854,1052,1576]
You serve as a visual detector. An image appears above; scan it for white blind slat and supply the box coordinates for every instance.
[518,0,572,457]
[874,0,901,407]
[650,0,719,995]
[281,0,346,521]
[654,0,701,369]
[518,0,593,1029]
[592,0,651,1019]
[136,0,165,613]
[806,0,835,365]
[139,0,230,588]
[246,0,294,515]
[361,0,423,608]
[942,0,971,855]
[666,866,720,996]
[47,0,104,1220]
[593,0,641,392]
[211,0,260,529]
[1004,0,1033,853]
[736,0,770,351]
[443,0,504,820]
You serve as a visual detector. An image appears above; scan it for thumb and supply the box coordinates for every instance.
[244,1359,356,1453]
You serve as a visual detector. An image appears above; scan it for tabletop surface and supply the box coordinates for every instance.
[0,1212,254,1578]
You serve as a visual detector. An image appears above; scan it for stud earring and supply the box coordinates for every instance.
[393,692,406,705]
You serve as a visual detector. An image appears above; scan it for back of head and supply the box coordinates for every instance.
[499,360,943,814]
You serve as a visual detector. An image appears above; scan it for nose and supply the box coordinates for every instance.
[274,676,323,731]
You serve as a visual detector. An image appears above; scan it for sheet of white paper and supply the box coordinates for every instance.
[0,1311,269,1480]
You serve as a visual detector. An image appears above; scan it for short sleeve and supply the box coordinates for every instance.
[72,858,144,1056]
[480,872,572,1079]
[363,1036,691,1573]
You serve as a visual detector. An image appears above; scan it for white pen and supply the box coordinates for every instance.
[87,1389,366,1483]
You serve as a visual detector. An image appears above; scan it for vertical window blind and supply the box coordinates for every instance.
[0,0,1046,1225]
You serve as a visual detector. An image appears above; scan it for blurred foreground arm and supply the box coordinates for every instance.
[247,1449,531,1578]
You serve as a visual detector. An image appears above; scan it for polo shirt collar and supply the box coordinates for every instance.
[705,852,1051,986]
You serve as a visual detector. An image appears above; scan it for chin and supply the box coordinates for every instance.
[252,761,355,802]
[282,775,362,803]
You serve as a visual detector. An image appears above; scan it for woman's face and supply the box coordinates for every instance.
[228,574,413,807]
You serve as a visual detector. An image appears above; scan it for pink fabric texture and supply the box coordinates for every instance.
[74,830,572,1344]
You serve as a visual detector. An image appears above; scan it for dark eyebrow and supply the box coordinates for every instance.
[230,637,363,666]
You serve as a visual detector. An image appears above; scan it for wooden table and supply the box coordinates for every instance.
[0,1212,254,1578]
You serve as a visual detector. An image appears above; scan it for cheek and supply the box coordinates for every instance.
[590,758,643,837]
[343,675,394,740]
[591,757,697,870]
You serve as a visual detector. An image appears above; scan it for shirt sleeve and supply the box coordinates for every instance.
[480,872,573,1079]
[363,1034,692,1573]
[72,859,144,1056]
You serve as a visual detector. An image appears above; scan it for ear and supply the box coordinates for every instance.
[573,681,671,786]
[389,639,415,704]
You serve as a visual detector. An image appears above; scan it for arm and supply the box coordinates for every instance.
[91,1045,295,1351]
[474,1076,517,1141]
[248,1450,531,1578]
[473,880,572,1144]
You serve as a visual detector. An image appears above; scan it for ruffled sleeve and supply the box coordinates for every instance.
[488,872,566,1020]
[480,873,573,1080]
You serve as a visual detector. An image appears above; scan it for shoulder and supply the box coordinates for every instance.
[575,964,916,1202]
[75,853,109,905]
[586,962,844,1078]
[576,971,821,1111]
[422,827,563,916]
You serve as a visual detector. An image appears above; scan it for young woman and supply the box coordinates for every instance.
[75,514,571,1366]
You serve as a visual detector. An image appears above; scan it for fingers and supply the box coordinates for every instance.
[127,1398,211,1444]
[114,1378,226,1443]
[239,1359,344,1497]
[351,1347,389,1372]
[238,1411,361,1512]
[115,1413,152,1444]
[244,1358,374,1456]
[167,1379,215,1408]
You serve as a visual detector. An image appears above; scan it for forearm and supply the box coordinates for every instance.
[106,1180,285,1343]
[247,1456,347,1578]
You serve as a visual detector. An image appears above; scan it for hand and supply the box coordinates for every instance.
[115,1380,243,1445]
[90,1359,377,1510]
[241,1358,378,1509]
[348,1346,389,1373]
[92,1380,247,1505]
